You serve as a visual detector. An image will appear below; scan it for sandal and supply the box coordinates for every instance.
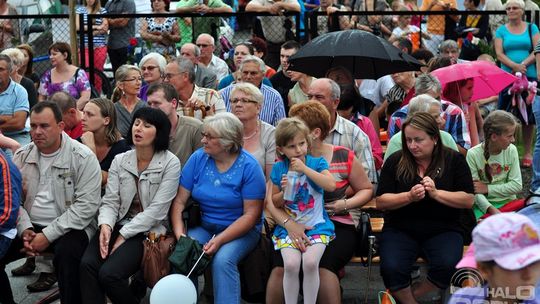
[27,272,57,292]
[11,257,36,276]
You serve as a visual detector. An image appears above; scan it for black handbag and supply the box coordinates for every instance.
[182,197,202,228]
[354,212,378,264]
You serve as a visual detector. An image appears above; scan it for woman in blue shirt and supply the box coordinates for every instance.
[494,0,539,168]
[171,112,266,304]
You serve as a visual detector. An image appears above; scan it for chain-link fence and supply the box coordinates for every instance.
[305,10,539,57]
[3,9,539,95]
[0,14,71,79]
[81,11,301,88]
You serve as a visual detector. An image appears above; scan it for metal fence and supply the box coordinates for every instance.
[0,14,71,78]
[82,11,301,87]
[304,10,539,50]
[3,9,540,95]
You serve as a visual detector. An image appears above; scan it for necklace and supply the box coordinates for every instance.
[244,120,260,140]
[243,128,258,140]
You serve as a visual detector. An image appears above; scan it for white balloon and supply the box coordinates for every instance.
[150,274,197,304]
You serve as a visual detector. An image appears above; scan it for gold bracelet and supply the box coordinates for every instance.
[283,217,290,225]
[343,198,348,212]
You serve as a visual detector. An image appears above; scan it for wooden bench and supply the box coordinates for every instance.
[360,198,377,210]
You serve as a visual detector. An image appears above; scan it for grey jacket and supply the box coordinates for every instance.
[13,133,102,242]
[98,149,181,239]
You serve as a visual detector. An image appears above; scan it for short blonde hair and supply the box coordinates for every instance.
[231,82,264,106]
[505,0,525,9]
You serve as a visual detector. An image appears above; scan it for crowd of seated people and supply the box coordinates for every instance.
[3,0,540,302]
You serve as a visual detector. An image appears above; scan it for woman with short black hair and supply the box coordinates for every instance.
[80,107,181,304]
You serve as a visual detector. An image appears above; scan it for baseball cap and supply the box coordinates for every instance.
[456,243,476,269]
[473,213,540,270]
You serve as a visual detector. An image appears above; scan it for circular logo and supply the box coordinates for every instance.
[450,268,485,294]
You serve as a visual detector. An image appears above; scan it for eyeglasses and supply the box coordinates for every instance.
[196,44,212,48]
[141,65,158,71]
[231,98,258,104]
[506,6,521,10]
[151,0,163,2]
[201,132,221,140]
[163,72,184,80]
[123,76,143,82]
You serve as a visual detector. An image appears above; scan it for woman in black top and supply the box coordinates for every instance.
[376,112,474,304]
[81,97,131,187]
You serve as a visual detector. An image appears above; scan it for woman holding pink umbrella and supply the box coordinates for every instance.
[431,61,518,148]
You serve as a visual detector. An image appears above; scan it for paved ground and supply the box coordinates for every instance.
[7,258,446,304]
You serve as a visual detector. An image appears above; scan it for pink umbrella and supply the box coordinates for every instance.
[430,61,517,101]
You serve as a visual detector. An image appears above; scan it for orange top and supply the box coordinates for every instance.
[420,0,457,35]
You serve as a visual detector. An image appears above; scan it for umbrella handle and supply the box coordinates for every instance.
[187,234,215,278]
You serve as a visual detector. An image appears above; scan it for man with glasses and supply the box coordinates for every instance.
[196,34,229,82]
[164,57,225,120]
[307,78,378,185]
[146,83,203,166]
[219,55,286,126]
[180,43,218,89]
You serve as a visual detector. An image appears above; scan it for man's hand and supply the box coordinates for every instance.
[21,229,36,254]
[29,233,50,253]
[268,3,283,14]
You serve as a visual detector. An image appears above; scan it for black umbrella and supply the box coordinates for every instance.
[288,30,423,79]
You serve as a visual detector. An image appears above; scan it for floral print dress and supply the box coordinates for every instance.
[38,68,91,99]
[145,17,177,56]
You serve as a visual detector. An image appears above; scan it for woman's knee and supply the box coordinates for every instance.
[211,252,237,271]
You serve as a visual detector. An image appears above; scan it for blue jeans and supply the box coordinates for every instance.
[0,235,12,260]
[531,96,540,192]
[379,227,463,292]
[188,221,260,304]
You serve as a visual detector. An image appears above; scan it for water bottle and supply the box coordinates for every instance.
[283,171,300,201]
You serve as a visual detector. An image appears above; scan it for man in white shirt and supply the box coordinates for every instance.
[196,34,230,83]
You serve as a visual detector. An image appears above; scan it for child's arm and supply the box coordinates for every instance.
[271,180,286,208]
[486,145,522,197]
[290,158,336,192]
[0,133,20,153]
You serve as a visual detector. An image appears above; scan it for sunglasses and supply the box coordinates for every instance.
[141,65,158,71]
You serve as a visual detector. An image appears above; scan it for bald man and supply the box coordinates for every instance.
[180,43,218,89]
[196,34,229,82]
